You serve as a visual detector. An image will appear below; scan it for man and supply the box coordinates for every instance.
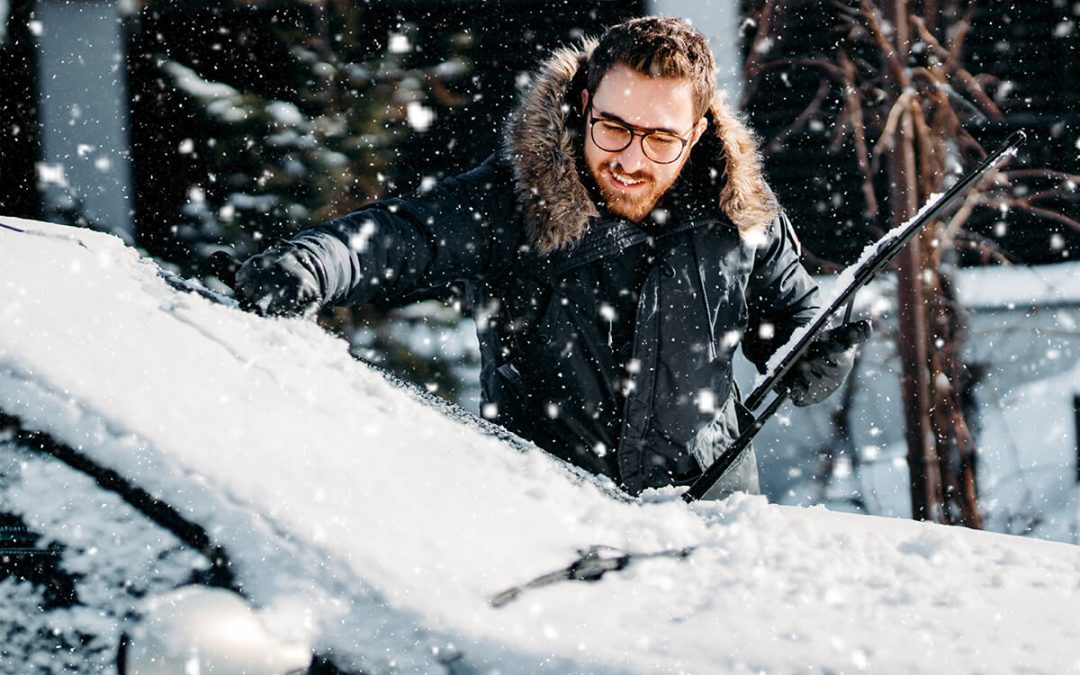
[235,17,868,498]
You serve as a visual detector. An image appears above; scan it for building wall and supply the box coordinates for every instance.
[0,0,41,220]
[35,0,133,237]
[647,0,744,102]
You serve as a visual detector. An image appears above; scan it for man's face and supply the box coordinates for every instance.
[582,63,707,223]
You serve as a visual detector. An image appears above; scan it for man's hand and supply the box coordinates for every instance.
[784,320,871,407]
[234,245,323,318]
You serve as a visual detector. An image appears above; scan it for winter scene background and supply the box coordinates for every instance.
[1,0,1079,672]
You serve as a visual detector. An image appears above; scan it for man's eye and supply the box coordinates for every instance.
[649,135,679,147]
[599,121,629,134]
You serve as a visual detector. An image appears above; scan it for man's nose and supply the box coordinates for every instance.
[616,137,648,173]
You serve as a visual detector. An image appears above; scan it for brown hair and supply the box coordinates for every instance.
[584,16,717,119]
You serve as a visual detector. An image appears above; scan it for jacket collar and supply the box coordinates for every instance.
[502,39,778,256]
[546,217,715,277]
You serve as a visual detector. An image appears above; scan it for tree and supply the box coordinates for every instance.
[144,2,470,274]
[134,0,479,405]
[740,0,1079,526]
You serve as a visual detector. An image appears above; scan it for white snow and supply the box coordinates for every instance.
[748,259,1080,543]
[956,261,1080,308]
[406,101,436,132]
[164,61,240,100]
[1,217,1080,673]
[266,100,309,130]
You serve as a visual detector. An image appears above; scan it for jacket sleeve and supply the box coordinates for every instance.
[284,153,519,308]
[742,211,821,372]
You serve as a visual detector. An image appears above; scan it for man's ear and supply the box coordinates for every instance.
[581,89,590,114]
[689,117,709,147]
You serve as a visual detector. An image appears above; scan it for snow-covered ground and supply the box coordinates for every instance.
[1,216,1079,673]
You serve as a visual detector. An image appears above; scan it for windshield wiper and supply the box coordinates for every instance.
[491,545,693,608]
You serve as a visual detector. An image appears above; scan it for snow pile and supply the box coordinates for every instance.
[1,217,1079,673]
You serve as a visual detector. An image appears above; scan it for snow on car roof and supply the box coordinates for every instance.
[1,216,1078,673]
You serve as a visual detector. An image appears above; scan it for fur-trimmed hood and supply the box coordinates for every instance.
[502,39,777,255]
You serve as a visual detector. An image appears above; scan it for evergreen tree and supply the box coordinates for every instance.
[144,1,480,406]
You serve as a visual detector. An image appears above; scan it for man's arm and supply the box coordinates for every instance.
[743,211,871,407]
[236,154,518,315]
[742,211,820,371]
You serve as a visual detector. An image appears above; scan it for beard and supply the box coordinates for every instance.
[587,159,682,223]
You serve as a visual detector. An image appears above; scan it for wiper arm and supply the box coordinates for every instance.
[491,545,693,608]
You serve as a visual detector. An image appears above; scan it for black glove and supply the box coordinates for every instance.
[234,244,323,317]
[784,319,871,407]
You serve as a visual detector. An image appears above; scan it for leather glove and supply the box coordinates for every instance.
[784,319,871,407]
[234,244,323,317]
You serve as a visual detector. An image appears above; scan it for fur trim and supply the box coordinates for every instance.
[707,93,778,237]
[503,40,776,255]
[502,39,600,254]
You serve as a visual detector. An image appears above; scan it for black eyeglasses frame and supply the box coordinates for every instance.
[585,101,695,165]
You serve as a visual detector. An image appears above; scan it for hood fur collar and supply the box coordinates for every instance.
[502,39,777,255]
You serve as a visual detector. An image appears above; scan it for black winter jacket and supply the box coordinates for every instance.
[284,41,819,496]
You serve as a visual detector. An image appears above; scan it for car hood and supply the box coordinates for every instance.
[1,216,1078,673]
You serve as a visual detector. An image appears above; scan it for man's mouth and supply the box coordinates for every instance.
[607,167,648,189]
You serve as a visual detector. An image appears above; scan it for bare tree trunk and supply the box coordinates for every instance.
[892,116,944,522]
[926,262,983,526]
[909,58,983,528]
[882,0,940,522]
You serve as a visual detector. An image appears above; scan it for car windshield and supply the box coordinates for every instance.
[2,217,1079,674]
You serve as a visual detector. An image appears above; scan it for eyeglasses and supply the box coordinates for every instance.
[587,102,695,165]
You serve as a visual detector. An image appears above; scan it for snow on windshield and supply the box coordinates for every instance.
[1,216,1079,673]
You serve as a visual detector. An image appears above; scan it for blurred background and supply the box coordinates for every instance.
[1,0,1078,538]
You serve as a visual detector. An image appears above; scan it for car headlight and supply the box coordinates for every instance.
[120,585,311,675]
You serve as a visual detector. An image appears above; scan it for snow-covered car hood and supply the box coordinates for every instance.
[1,217,1079,673]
